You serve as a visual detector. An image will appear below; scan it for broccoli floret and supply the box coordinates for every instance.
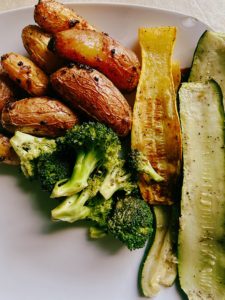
[87,195,113,227]
[37,151,71,193]
[99,161,137,200]
[107,196,154,250]
[99,141,138,200]
[10,131,56,178]
[88,226,107,239]
[129,149,164,182]
[51,122,121,198]
[51,172,113,227]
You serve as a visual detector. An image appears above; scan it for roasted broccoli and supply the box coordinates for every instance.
[99,143,138,200]
[51,172,113,227]
[52,183,153,250]
[107,195,154,250]
[51,122,122,198]
[88,226,107,239]
[10,131,56,178]
[10,125,154,252]
[52,172,153,250]
[87,194,113,228]
[37,151,71,193]
[99,161,137,200]
[128,149,164,182]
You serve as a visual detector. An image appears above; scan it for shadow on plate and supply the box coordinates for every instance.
[0,164,124,254]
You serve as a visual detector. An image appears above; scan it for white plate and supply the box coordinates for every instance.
[0,3,210,300]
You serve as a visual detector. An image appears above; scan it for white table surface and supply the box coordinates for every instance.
[0,0,224,32]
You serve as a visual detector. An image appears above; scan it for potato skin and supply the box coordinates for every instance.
[0,69,15,114]
[1,53,49,96]
[34,0,95,34]
[50,28,140,92]
[50,65,132,136]
[22,25,64,74]
[1,97,79,137]
[0,133,20,165]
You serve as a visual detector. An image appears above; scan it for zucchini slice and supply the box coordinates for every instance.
[140,206,177,297]
[189,31,225,107]
[178,80,225,299]
[131,27,182,204]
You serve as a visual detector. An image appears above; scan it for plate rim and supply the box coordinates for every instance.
[0,1,212,30]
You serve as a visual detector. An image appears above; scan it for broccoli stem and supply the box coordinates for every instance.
[89,226,107,239]
[51,173,103,223]
[140,162,164,182]
[100,167,131,200]
[52,191,91,223]
[50,148,102,198]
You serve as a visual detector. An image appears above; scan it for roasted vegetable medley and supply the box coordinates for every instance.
[0,0,224,299]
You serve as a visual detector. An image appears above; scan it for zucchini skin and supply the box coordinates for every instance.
[178,80,225,300]
[140,206,177,297]
[188,30,225,108]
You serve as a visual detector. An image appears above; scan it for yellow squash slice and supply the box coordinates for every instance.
[172,61,181,93]
[131,27,182,204]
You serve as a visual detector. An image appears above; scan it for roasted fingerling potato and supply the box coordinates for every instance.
[1,53,49,96]
[34,0,95,34]
[22,25,64,74]
[0,133,20,165]
[1,97,79,137]
[50,64,132,136]
[0,69,16,114]
[49,28,141,92]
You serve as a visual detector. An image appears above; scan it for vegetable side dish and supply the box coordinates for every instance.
[0,0,224,299]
